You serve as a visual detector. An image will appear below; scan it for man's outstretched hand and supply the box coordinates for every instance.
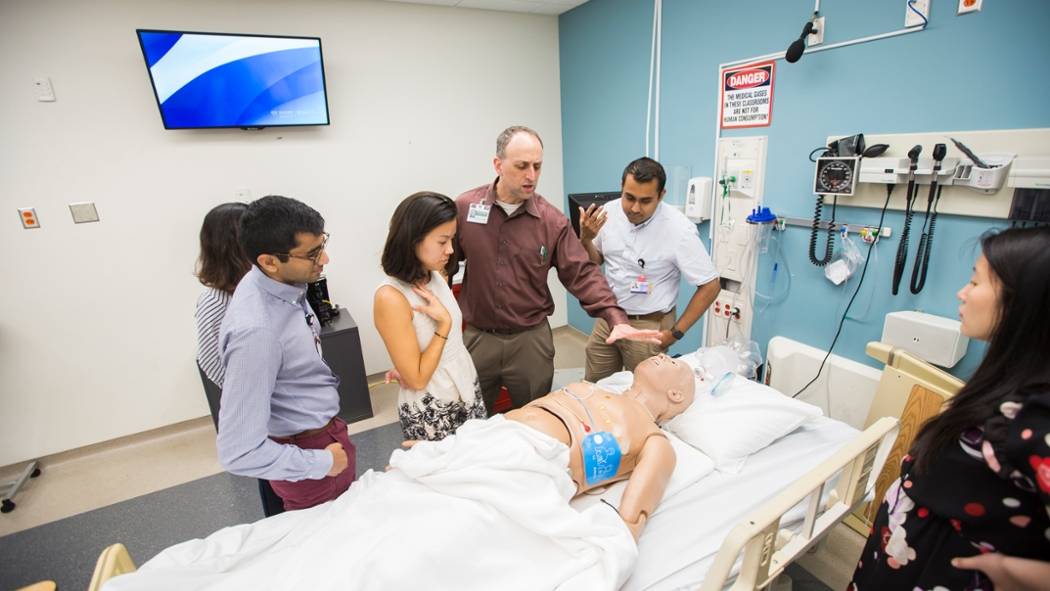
[606,323,662,345]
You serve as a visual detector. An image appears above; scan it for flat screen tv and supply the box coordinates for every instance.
[136,29,330,129]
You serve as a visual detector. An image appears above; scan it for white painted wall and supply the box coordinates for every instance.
[0,0,566,467]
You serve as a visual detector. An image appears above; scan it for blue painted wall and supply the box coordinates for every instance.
[559,0,1050,378]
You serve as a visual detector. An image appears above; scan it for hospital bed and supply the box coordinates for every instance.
[97,349,899,591]
[592,417,894,590]
[577,354,898,591]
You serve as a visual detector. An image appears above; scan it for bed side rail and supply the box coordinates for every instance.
[699,417,899,591]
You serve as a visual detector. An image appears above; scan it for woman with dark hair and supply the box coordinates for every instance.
[195,202,250,387]
[850,226,1050,590]
[374,192,486,441]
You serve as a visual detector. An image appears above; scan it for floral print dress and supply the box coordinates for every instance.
[850,389,1050,590]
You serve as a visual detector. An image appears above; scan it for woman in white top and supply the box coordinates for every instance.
[195,202,250,388]
[374,192,486,441]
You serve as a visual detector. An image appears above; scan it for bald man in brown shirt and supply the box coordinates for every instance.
[456,126,660,414]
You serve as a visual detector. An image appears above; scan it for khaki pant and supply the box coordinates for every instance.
[463,320,555,414]
[584,310,675,382]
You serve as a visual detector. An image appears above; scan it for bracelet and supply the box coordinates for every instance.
[433,331,448,341]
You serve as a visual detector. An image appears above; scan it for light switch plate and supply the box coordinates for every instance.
[18,208,40,229]
[69,202,100,224]
[957,0,981,14]
[34,77,56,102]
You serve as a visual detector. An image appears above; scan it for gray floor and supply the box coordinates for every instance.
[0,422,405,591]
[784,563,833,591]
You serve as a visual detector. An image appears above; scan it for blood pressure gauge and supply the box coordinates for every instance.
[813,156,860,196]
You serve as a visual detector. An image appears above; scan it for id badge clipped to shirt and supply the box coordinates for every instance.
[629,274,651,295]
[581,431,623,486]
[305,312,324,357]
[467,202,491,224]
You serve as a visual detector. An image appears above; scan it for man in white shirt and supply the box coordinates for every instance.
[579,157,720,382]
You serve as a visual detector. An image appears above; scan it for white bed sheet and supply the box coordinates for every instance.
[622,416,859,591]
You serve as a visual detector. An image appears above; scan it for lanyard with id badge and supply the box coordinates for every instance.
[629,257,650,295]
[563,386,622,486]
[467,202,491,224]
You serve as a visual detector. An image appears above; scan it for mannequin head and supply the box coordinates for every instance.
[629,354,696,423]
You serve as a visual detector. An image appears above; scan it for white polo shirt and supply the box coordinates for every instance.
[593,199,718,316]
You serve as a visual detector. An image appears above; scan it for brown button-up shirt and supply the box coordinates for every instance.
[455,180,628,332]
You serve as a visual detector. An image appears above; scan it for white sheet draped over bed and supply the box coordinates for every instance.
[103,416,638,591]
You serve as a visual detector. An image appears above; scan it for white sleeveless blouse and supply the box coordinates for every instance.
[377,271,479,406]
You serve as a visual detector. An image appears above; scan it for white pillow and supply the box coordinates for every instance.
[663,430,716,497]
[664,373,823,473]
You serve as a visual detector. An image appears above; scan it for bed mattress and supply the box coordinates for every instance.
[574,416,859,591]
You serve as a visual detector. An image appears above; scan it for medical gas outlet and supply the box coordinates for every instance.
[726,159,757,197]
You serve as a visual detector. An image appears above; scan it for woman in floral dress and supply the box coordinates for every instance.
[850,227,1050,590]
[374,192,486,441]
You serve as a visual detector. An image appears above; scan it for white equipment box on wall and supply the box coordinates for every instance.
[881,311,969,368]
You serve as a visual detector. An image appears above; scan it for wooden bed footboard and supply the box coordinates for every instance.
[699,417,899,591]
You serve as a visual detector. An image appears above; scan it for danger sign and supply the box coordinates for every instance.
[720,60,775,129]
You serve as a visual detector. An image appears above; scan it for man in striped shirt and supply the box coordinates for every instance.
[217,195,355,510]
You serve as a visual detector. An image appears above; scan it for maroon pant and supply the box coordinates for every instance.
[269,417,357,510]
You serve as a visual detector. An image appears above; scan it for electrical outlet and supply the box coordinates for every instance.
[18,208,40,229]
[808,16,825,47]
[957,0,981,14]
[860,226,893,244]
[906,0,931,27]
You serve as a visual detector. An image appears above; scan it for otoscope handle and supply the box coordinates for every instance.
[907,144,923,168]
[932,142,947,162]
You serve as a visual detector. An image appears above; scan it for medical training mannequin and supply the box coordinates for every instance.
[106,353,697,591]
[505,353,695,539]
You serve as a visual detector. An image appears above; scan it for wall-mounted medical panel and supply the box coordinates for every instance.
[825,128,1050,219]
[706,136,767,347]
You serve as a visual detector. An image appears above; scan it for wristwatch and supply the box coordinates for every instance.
[670,327,685,341]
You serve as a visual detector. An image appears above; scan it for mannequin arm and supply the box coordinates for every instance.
[617,435,676,540]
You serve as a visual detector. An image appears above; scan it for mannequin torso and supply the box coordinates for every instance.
[508,385,665,494]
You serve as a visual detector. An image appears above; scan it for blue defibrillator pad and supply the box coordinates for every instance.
[580,431,622,486]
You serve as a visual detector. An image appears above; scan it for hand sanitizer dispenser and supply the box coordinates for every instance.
[881,311,969,368]
[685,177,713,222]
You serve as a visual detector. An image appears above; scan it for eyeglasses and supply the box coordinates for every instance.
[273,232,330,265]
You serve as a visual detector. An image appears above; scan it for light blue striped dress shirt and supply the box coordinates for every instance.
[216,266,340,482]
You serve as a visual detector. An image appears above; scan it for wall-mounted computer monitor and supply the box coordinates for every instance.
[136,29,330,130]
[567,192,621,238]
